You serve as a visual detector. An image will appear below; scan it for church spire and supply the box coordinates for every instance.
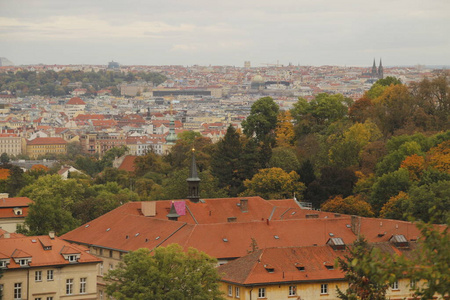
[187,148,200,203]
[378,58,384,79]
[372,58,377,77]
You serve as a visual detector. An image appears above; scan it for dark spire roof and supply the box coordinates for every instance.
[379,58,383,67]
[188,149,200,182]
[166,201,180,220]
[373,58,376,68]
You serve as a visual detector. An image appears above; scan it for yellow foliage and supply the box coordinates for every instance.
[321,195,374,217]
[379,191,409,219]
[427,140,450,173]
[275,110,295,147]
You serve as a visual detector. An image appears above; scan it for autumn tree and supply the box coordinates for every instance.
[275,110,295,147]
[105,245,224,300]
[321,195,374,217]
[268,147,300,172]
[379,191,410,220]
[240,167,305,200]
[242,97,279,143]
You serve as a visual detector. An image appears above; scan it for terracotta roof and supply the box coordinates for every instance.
[118,155,137,172]
[66,97,86,105]
[27,137,67,145]
[61,199,423,260]
[0,197,33,208]
[218,243,418,285]
[0,235,101,269]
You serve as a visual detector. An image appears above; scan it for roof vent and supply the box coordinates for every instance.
[145,239,149,243]
[346,224,351,228]
[85,224,90,228]
[223,238,228,242]
[291,211,296,215]
[329,233,334,237]
[125,235,129,239]
[106,228,110,232]
[155,236,160,240]
[274,235,279,239]
[135,233,140,237]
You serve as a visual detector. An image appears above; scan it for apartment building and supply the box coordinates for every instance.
[0,234,101,300]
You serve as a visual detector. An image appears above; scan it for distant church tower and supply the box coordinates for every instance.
[378,59,384,79]
[372,59,378,77]
[187,149,200,203]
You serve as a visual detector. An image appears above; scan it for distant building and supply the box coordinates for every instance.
[0,133,24,156]
[120,81,153,97]
[363,58,384,80]
[244,61,251,68]
[107,60,120,70]
[26,137,68,159]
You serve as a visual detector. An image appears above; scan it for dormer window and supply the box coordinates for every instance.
[68,255,77,262]
[13,207,23,215]
[327,237,345,250]
[19,259,29,266]
[390,235,409,248]
[0,260,10,268]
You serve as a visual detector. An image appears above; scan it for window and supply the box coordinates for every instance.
[80,277,87,294]
[46,297,53,300]
[410,279,416,289]
[109,250,113,258]
[47,270,54,281]
[66,278,73,295]
[35,270,42,282]
[0,260,7,267]
[100,263,104,275]
[228,285,232,296]
[289,285,297,296]
[321,283,328,294]
[391,281,399,290]
[99,248,103,256]
[14,283,22,300]
[99,290,103,300]
[258,287,266,298]
[35,298,41,300]
[235,286,240,298]
[19,259,28,266]
[68,255,77,262]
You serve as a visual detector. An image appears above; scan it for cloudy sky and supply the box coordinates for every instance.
[1,0,449,67]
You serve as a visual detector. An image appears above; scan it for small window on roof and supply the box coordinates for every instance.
[135,233,140,237]
[155,236,160,240]
[274,235,279,239]
[223,238,228,242]
[295,263,305,271]
[106,228,110,232]
[264,264,274,273]
[329,233,334,237]
[85,224,90,228]
[325,264,334,270]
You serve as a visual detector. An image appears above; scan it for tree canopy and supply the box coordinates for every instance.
[105,244,224,300]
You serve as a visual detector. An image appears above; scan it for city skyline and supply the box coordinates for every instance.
[1,0,449,67]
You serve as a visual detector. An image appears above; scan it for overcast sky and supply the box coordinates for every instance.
[1,0,449,67]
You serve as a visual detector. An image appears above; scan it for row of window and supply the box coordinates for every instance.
[227,281,410,298]
[66,277,87,295]
[35,270,53,281]
[12,277,86,299]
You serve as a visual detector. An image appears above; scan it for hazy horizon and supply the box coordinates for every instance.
[1,0,449,67]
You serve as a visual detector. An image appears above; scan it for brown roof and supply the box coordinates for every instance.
[0,197,33,208]
[27,137,67,145]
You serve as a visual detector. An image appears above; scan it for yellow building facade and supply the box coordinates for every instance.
[26,137,67,158]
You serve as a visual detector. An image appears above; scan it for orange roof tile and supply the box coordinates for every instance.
[27,137,67,145]
[66,97,86,105]
[118,155,137,172]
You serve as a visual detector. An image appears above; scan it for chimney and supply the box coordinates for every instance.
[351,215,361,236]
[240,199,248,213]
[49,231,55,239]
[3,232,10,239]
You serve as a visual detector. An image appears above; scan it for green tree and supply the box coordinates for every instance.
[105,245,224,300]
[177,130,202,143]
[19,175,83,235]
[397,219,449,299]
[336,237,393,300]
[0,152,10,165]
[242,97,279,143]
[240,167,306,200]
[268,147,300,172]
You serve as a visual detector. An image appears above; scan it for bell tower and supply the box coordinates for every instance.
[187,148,200,203]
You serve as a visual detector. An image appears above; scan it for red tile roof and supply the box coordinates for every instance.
[0,235,101,269]
[66,97,86,105]
[61,198,423,260]
[0,197,33,208]
[118,155,137,172]
[27,137,67,145]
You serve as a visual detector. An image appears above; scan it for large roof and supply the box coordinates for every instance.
[0,235,101,269]
[62,198,422,260]
[27,137,67,145]
[218,242,418,285]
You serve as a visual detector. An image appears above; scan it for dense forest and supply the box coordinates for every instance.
[0,74,449,236]
[0,69,167,96]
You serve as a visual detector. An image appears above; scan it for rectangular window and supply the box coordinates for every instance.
[100,263,104,275]
[35,298,41,300]
[14,283,22,300]
[47,270,54,281]
[410,279,416,289]
[258,287,266,298]
[321,283,328,294]
[235,286,240,298]
[46,297,53,300]
[391,281,399,290]
[68,255,77,262]
[228,285,232,296]
[289,285,297,296]
[19,259,28,266]
[80,277,87,294]
[100,290,103,300]
[109,250,113,258]
[66,278,73,295]
[35,270,42,282]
